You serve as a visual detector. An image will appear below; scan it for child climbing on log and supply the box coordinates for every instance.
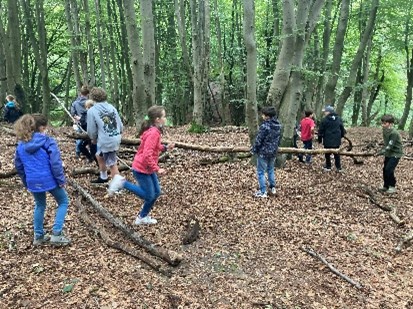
[14,114,71,246]
[251,106,282,198]
[376,114,403,194]
[107,106,174,225]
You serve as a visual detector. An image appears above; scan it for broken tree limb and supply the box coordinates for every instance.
[71,164,131,176]
[389,207,404,226]
[76,197,171,277]
[395,230,413,253]
[66,132,375,156]
[68,179,182,266]
[357,185,392,211]
[0,169,17,179]
[301,246,363,289]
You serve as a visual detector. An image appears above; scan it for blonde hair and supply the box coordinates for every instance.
[85,99,95,110]
[14,114,35,142]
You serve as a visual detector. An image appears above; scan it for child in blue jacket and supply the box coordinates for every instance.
[14,114,70,246]
[251,106,282,198]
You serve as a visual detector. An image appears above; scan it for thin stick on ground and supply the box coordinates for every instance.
[76,197,171,277]
[68,179,182,266]
[301,246,363,290]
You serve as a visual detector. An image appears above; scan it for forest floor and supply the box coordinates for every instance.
[1,124,413,309]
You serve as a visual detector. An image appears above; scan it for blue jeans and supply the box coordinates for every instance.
[257,156,276,193]
[32,186,69,238]
[124,170,161,218]
[301,140,313,163]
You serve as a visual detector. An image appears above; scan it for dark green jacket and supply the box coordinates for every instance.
[381,127,403,158]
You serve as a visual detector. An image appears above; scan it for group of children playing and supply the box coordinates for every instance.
[8,87,403,246]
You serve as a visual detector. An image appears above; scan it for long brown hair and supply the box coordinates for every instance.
[138,105,165,136]
[14,114,36,142]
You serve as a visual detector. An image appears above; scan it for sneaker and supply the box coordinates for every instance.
[323,166,332,172]
[254,191,268,198]
[91,176,109,184]
[378,186,388,192]
[33,234,50,246]
[270,187,276,195]
[134,215,158,225]
[50,233,71,246]
[386,186,396,194]
[337,168,345,174]
[108,174,126,196]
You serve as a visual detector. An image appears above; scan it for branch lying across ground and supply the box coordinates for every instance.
[395,230,413,253]
[68,179,182,266]
[76,197,171,277]
[301,246,363,290]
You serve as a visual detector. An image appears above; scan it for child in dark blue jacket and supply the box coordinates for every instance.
[14,114,71,246]
[251,107,282,198]
[3,95,23,123]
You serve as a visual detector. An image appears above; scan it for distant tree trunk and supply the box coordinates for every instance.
[64,0,82,89]
[324,0,350,107]
[71,0,87,85]
[352,66,363,126]
[243,0,258,145]
[94,0,106,89]
[122,0,146,127]
[190,0,210,125]
[107,0,119,107]
[84,0,96,86]
[399,15,413,130]
[140,0,156,108]
[315,0,332,116]
[335,0,379,116]
[0,9,7,100]
[366,47,383,125]
[360,37,373,126]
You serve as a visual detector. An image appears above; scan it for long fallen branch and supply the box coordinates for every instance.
[301,246,363,289]
[76,197,171,277]
[395,230,413,253]
[68,179,182,266]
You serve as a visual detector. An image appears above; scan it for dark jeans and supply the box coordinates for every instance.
[324,151,341,169]
[298,140,313,163]
[79,139,97,163]
[383,157,400,188]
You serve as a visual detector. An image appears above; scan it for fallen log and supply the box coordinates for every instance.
[357,185,392,211]
[68,179,182,266]
[301,246,363,289]
[72,164,131,176]
[0,169,17,179]
[395,230,413,253]
[76,197,171,277]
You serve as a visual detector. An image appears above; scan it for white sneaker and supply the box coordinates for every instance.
[270,187,276,195]
[134,215,158,225]
[108,174,125,196]
[254,191,268,198]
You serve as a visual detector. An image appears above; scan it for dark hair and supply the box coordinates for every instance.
[305,110,313,117]
[32,113,48,132]
[381,114,395,124]
[89,87,107,102]
[138,105,165,136]
[80,85,90,96]
[261,106,276,118]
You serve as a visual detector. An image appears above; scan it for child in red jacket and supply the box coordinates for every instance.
[298,110,315,164]
[108,106,174,225]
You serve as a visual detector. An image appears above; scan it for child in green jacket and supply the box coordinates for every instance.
[377,115,403,193]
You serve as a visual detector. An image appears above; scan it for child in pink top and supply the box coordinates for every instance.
[108,106,174,225]
[298,110,315,164]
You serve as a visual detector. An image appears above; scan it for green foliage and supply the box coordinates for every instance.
[188,121,209,134]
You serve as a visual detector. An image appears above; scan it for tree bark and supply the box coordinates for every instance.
[335,0,379,116]
[84,0,96,86]
[400,13,413,130]
[94,0,107,89]
[243,0,259,145]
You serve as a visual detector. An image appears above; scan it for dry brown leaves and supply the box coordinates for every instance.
[0,125,413,308]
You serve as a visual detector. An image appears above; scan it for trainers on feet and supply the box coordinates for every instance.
[108,174,126,195]
[386,186,396,194]
[254,191,268,198]
[50,233,71,246]
[270,187,276,195]
[135,215,158,225]
[91,176,109,184]
[33,234,50,246]
[378,186,388,192]
[323,166,332,172]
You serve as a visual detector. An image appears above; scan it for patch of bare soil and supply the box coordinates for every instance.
[1,125,413,308]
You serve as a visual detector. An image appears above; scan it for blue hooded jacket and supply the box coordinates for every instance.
[252,117,282,158]
[14,132,66,192]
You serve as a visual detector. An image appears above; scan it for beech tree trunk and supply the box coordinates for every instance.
[243,0,259,145]
[400,14,413,130]
[94,0,107,89]
[84,0,96,86]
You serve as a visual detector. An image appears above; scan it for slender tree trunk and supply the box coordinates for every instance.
[140,0,156,108]
[360,37,372,126]
[71,0,87,85]
[324,0,350,107]
[122,0,146,127]
[335,0,379,116]
[243,0,258,145]
[107,0,119,108]
[84,0,96,86]
[64,0,81,89]
[94,0,107,89]
[0,8,7,100]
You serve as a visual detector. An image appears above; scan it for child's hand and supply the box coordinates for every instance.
[158,168,166,175]
[167,143,175,151]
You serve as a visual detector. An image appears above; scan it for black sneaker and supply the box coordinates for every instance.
[91,177,109,184]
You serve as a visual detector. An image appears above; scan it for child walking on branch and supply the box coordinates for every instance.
[108,106,174,225]
[14,114,71,246]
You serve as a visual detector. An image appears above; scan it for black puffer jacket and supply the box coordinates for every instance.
[317,113,346,148]
[252,117,282,158]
